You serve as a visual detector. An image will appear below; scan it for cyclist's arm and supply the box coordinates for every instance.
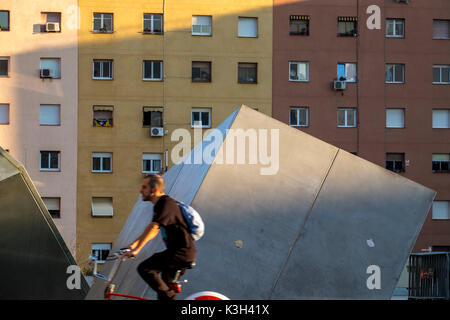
[129,222,160,256]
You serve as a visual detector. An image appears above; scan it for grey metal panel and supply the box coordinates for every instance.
[0,148,88,299]
[271,150,436,299]
[178,106,340,299]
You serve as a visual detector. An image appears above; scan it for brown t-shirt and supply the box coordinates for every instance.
[152,195,196,262]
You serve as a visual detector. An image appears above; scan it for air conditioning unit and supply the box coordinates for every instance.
[46,22,60,32]
[40,69,51,78]
[151,127,164,137]
[334,80,346,90]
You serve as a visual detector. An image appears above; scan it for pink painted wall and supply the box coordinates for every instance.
[0,0,78,255]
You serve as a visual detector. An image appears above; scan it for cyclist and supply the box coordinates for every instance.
[123,174,196,300]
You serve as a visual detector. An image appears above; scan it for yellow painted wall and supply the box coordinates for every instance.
[77,0,272,270]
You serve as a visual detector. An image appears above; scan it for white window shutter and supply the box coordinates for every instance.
[433,20,450,39]
[40,59,60,78]
[433,110,450,128]
[40,105,60,125]
[432,201,449,219]
[92,197,113,216]
[432,154,450,161]
[0,104,9,124]
[386,109,404,128]
[238,17,257,37]
[43,198,60,211]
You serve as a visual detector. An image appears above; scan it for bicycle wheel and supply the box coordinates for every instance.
[184,291,230,300]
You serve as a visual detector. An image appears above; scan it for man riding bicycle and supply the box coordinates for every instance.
[123,174,196,300]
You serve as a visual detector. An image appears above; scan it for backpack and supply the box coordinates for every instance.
[177,202,205,241]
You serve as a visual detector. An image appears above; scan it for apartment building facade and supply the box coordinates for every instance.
[273,0,450,252]
[76,0,273,269]
[0,1,79,255]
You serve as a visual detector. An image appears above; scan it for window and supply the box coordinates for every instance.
[432,154,449,173]
[192,62,211,82]
[191,108,211,128]
[142,153,162,173]
[42,197,60,219]
[0,57,9,76]
[432,109,450,128]
[93,106,113,127]
[386,153,405,173]
[433,20,450,39]
[290,107,308,127]
[289,61,309,82]
[40,58,61,79]
[338,17,357,37]
[386,19,404,38]
[40,151,60,171]
[433,65,450,84]
[238,17,258,37]
[386,109,405,128]
[143,107,163,127]
[0,10,10,31]
[40,104,60,126]
[192,15,211,36]
[40,12,61,32]
[91,198,113,217]
[386,64,405,83]
[92,152,112,172]
[337,108,356,127]
[0,104,9,124]
[143,14,163,33]
[91,243,111,263]
[337,63,357,82]
[143,60,162,81]
[432,201,449,220]
[289,15,309,35]
[93,13,113,32]
[93,60,113,79]
[238,63,257,83]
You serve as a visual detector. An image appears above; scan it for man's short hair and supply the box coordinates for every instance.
[144,174,165,192]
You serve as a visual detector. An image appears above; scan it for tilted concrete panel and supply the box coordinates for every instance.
[87,106,434,300]
[0,148,88,299]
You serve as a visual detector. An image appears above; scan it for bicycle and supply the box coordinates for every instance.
[90,248,229,300]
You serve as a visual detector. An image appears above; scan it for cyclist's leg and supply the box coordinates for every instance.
[137,250,177,300]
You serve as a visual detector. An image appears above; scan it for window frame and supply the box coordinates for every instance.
[91,243,112,263]
[40,12,62,33]
[432,109,450,129]
[0,103,10,125]
[142,107,163,127]
[385,153,405,173]
[385,63,405,84]
[192,15,212,36]
[337,108,357,128]
[192,61,211,82]
[289,61,309,82]
[40,151,60,172]
[337,17,358,37]
[238,17,258,38]
[386,18,405,38]
[40,57,61,79]
[238,62,258,84]
[93,13,113,33]
[142,153,163,174]
[92,152,113,173]
[93,105,113,127]
[191,108,211,128]
[289,107,309,127]
[337,62,357,82]
[432,201,450,220]
[432,65,450,84]
[289,15,310,36]
[91,198,114,218]
[432,19,450,40]
[0,10,10,31]
[0,57,9,77]
[40,104,61,126]
[143,13,163,34]
[386,108,405,129]
[42,197,61,219]
[93,59,113,80]
[432,154,450,173]
[142,60,163,81]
